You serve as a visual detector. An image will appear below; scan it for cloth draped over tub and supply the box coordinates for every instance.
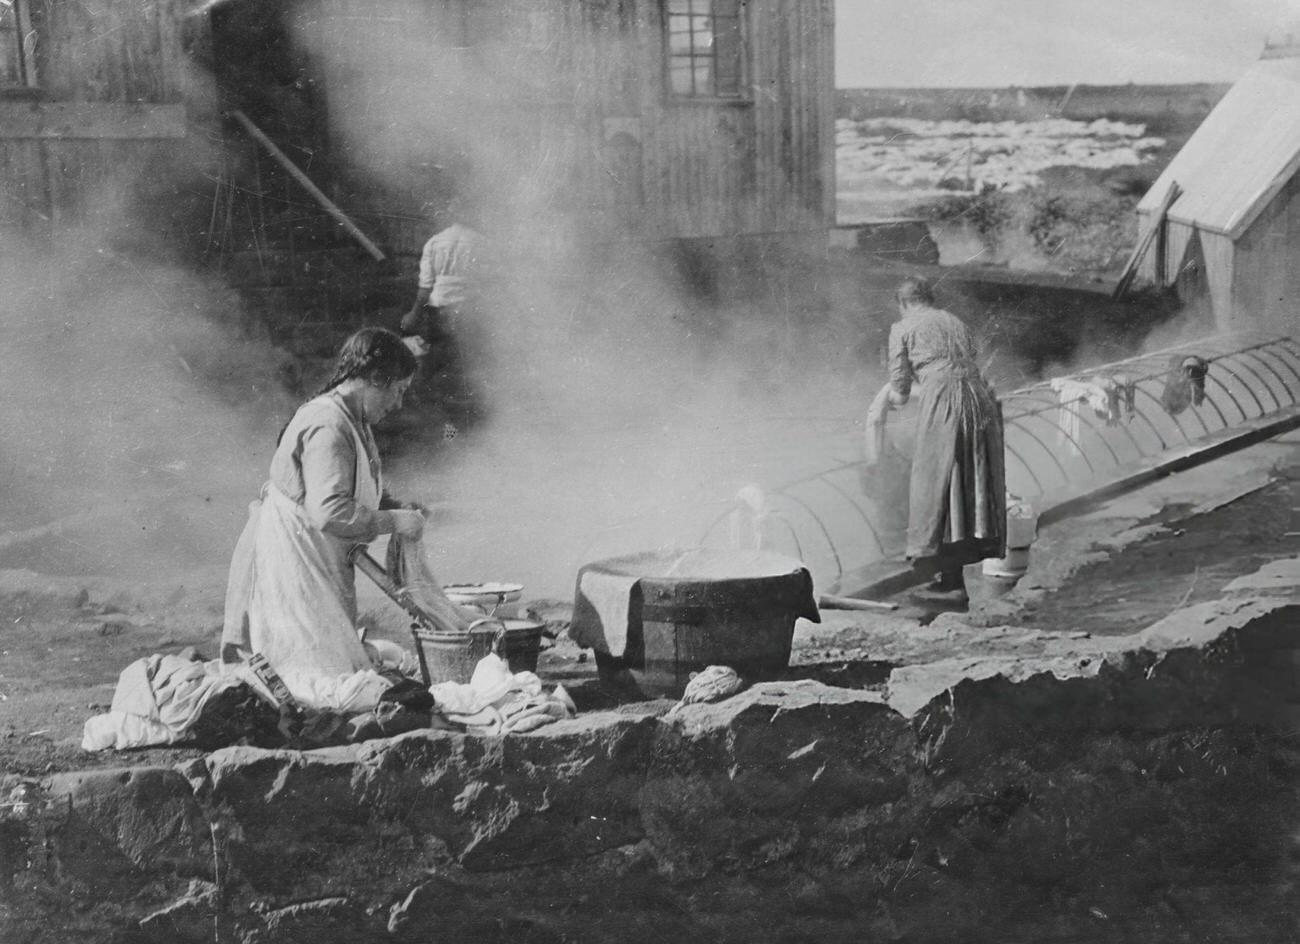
[569,549,819,659]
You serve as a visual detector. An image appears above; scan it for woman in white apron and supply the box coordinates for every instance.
[222,328,426,710]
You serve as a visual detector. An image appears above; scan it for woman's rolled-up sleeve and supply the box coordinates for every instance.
[299,425,394,541]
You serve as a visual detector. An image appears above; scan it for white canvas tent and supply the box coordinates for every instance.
[1136,57,1300,333]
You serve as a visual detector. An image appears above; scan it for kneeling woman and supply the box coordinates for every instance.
[223,327,428,710]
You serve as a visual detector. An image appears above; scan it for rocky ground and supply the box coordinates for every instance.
[1,435,1299,942]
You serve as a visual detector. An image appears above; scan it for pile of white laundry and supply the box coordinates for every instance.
[430,652,577,735]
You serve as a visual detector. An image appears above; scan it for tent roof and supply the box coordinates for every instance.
[1138,57,1300,239]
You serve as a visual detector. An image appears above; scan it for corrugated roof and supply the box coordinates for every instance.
[1137,58,1300,239]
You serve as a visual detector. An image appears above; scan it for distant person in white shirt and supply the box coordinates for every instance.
[399,213,489,428]
[401,219,483,349]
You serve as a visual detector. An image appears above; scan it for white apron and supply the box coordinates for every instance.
[223,396,390,711]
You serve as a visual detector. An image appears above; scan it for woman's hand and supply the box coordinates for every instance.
[389,509,426,541]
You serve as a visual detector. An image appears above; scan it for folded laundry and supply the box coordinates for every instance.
[430,652,577,735]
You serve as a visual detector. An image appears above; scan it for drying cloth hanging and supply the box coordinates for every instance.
[1050,375,1136,456]
[1050,378,1108,455]
[1100,372,1137,424]
[1160,355,1209,416]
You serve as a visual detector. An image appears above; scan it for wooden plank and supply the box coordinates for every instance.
[818,593,898,612]
[156,0,185,102]
[0,102,187,139]
[1036,404,1300,528]
[230,109,387,262]
[0,139,50,229]
[1113,181,1181,299]
[820,0,836,227]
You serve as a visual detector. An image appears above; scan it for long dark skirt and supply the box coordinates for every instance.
[907,370,1006,565]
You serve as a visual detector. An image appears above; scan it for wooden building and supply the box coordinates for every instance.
[2,1,835,265]
[0,0,209,237]
[1135,55,1300,334]
[1,0,836,344]
[217,0,837,266]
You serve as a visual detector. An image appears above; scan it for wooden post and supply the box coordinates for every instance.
[228,109,386,262]
[1112,180,1181,300]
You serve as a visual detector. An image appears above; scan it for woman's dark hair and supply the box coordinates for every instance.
[897,277,936,308]
[316,327,419,396]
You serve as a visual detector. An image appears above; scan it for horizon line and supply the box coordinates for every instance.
[835,80,1235,92]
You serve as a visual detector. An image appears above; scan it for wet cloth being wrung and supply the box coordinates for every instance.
[385,533,474,633]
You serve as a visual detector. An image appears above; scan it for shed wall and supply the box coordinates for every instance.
[0,0,207,236]
[1145,172,1300,334]
[641,0,834,239]
[293,0,834,255]
[1136,211,1195,286]
[1234,170,1300,335]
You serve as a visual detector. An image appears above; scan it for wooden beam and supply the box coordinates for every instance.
[0,102,187,139]
[1112,181,1181,300]
[229,109,387,263]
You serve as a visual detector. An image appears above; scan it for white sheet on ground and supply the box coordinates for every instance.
[84,655,263,751]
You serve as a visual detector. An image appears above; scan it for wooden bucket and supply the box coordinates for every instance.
[594,612,798,698]
[576,549,820,698]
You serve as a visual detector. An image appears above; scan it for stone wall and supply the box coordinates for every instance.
[3,598,1299,943]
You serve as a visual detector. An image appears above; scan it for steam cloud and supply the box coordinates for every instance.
[0,227,297,586]
[0,4,879,607]
[288,4,876,598]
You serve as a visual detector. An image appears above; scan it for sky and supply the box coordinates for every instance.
[835,0,1300,88]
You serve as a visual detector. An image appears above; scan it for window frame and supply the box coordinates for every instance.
[662,0,750,104]
[0,0,37,93]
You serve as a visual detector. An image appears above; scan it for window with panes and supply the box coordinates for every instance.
[665,0,746,99]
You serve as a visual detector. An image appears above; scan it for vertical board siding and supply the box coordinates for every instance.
[314,0,825,251]
[1234,172,1300,334]
[1200,231,1235,331]
[4,0,832,251]
[2,0,200,237]
[1162,169,1300,334]
[36,0,175,102]
[0,141,50,231]
[309,0,832,251]
[640,0,830,239]
[1284,180,1300,335]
